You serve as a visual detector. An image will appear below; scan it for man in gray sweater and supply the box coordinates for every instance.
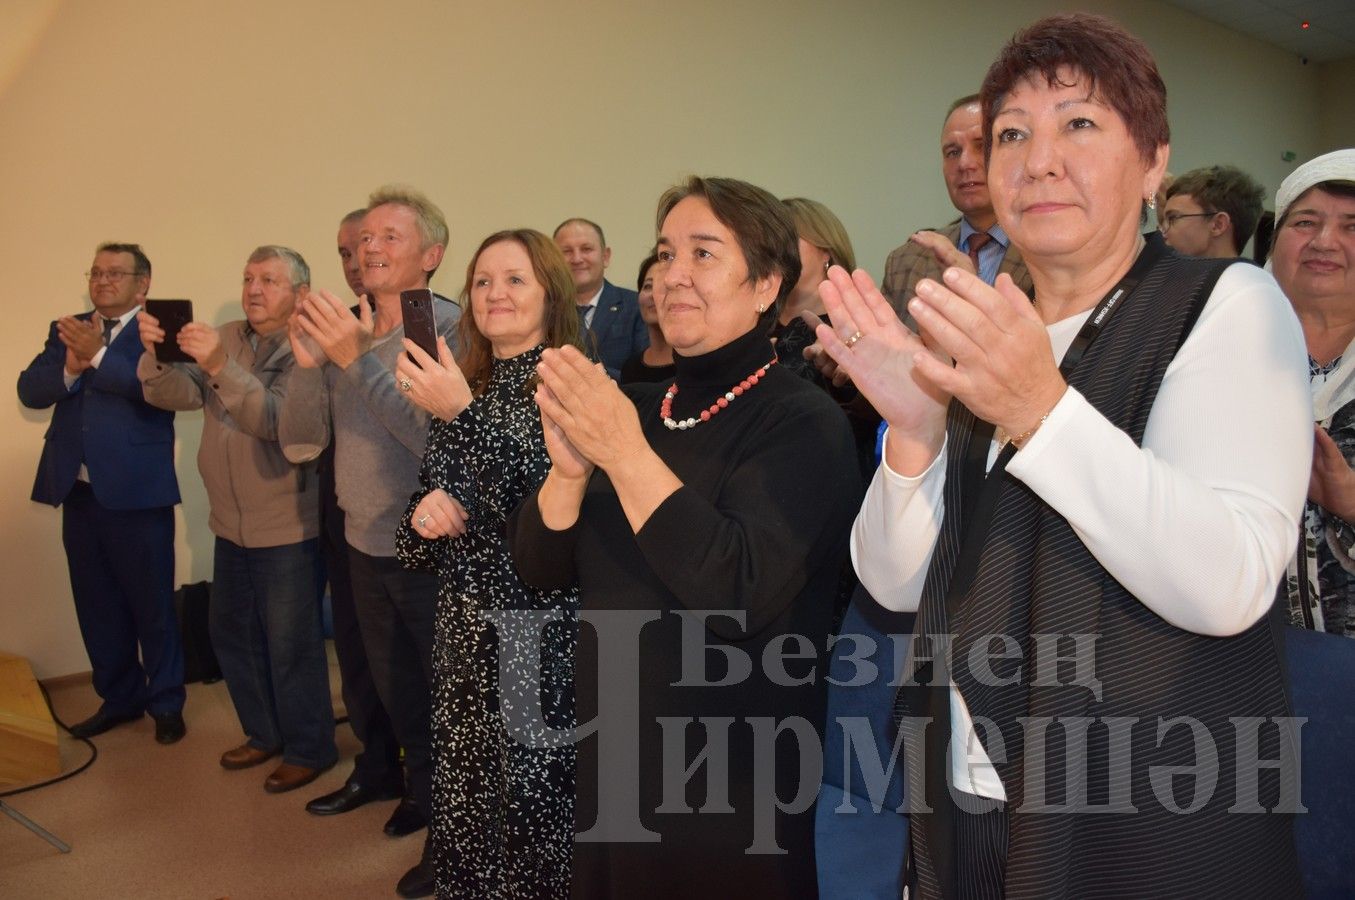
[280,186,458,900]
[139,245,335,793]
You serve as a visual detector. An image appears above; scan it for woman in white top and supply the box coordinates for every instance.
[1271,149,1355,637]
[815,13,1310,899]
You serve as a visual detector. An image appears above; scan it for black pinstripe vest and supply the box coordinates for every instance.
[897,242,1302,899]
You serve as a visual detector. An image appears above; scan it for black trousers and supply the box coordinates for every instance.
[320,457,402,789]
[347,546,436,819]
[62,481,185,716]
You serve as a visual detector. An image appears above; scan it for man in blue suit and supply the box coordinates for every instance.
[17,242,186,744]
[554,217,647,379]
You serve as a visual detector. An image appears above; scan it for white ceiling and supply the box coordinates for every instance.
[1160,0,1355,63]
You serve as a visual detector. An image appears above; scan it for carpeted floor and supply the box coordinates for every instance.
[0,651,422,899]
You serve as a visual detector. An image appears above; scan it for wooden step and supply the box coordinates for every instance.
[0,651,61,787]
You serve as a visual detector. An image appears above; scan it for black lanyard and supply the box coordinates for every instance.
[954,234,1165,598]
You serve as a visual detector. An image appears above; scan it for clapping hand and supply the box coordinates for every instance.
[906,266,1065,441]
[288,309,327,368]
[909,230,977,276]
[296,289,373,369]
[57,316,103,374]
[813,266,950,470]
[533,345,645,472]
[536,382,594,482]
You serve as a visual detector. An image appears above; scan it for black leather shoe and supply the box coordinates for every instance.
[384,797,427,837]
[152,712,187,745]
[67,708,142,739]
[395,860,434,898]
[306,780,402,816]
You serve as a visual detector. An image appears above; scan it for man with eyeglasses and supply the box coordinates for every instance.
[17,242,187,744]
[1160,164,1267,259]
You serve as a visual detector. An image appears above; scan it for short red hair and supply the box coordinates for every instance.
[980,13,1168,166]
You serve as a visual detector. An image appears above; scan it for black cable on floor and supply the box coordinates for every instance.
[0,681,97,798]
[1,683,352,797]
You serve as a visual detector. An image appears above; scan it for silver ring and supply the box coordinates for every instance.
[844,331,864,348]
[417,514,430,527]
[399,378,413,391]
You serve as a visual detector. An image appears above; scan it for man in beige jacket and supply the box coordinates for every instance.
[138,245,334,794]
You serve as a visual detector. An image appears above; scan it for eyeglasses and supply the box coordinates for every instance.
[85,269,138,282]
[1158,211,1217,233]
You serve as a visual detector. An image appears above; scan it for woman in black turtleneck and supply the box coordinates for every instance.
[510,176,862,898]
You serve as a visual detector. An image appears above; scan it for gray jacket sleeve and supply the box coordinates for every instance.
[210,353,292,441]
[137,351,207,411]
[278,364,331,463]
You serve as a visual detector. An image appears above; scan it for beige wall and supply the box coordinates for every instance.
[1,0,1329,678]
[1317,56,1355,153]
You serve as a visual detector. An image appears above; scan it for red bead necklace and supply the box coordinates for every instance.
[660,357,777,430]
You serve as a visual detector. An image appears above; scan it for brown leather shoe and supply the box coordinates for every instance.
[219,743,279,770]
[264,762,326,794]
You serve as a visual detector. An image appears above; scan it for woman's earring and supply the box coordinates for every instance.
[1147,194,1157,211]
[756,304,767,314]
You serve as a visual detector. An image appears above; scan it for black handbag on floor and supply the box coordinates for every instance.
[173,580,221,684]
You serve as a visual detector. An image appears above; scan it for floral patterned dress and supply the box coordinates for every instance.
[1286,354,1355,637]
[397,345,579,898]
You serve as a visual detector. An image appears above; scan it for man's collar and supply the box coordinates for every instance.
[98,305,141,326]
[959,218,1009,248]
[578,284,604,309]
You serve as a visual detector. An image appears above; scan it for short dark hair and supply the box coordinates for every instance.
[980,13,1168,166]
[655,176,801,313]
[96,242,151,277]
[553,217,606,248]
[946,93,980,119]
[636,249,661,293]
[1167,165,1267,254]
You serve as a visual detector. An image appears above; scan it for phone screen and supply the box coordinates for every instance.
[144,299,195,364]
[400,289,439,367]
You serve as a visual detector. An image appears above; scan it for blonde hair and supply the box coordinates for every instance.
[782,197,857,272]
[366,185,449,276]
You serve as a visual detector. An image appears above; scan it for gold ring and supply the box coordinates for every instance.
[844,331,864,348]
[399,378,413,391]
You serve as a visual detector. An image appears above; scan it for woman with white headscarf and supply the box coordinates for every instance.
[1272,148,1355,637]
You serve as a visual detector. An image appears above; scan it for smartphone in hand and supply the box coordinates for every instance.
[400,289,439,368]
[144,299,194,363]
